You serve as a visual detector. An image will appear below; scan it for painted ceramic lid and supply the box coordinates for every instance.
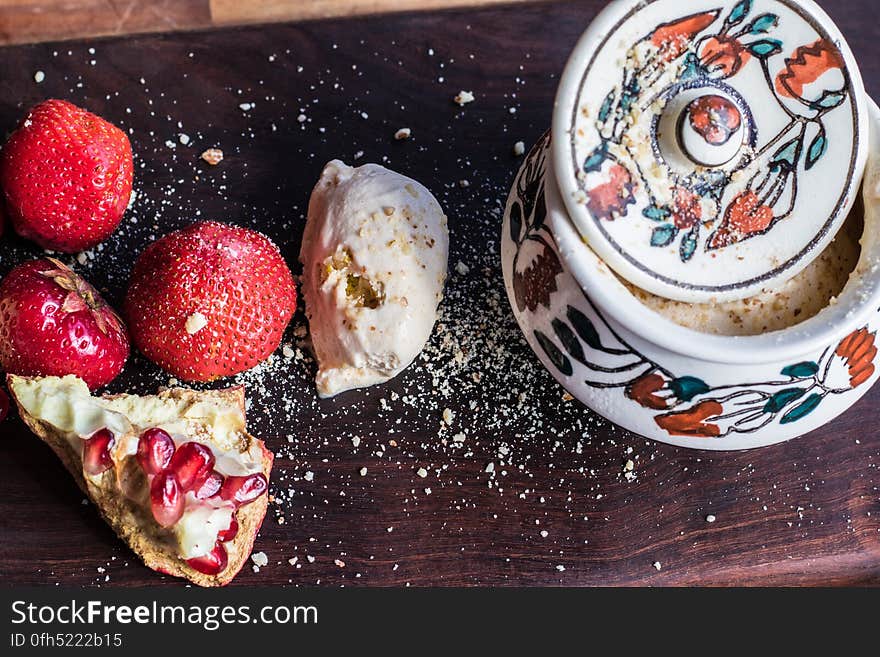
[552,0,869,303]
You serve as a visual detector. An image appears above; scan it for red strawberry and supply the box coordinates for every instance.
[0,258,129,389]
[0,99,133,253]
[124,221,296,382]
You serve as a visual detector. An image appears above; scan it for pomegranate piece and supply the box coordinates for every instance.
[168,441,215,491]
[193,470,223,500]
[217,514,238,543]
[136,428,175,475]
[82,428,115,476]
[186,542,228,575]
[219,473,268,507]
[150,471,184,527]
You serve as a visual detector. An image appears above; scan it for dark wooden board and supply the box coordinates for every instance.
[0,0,879,587]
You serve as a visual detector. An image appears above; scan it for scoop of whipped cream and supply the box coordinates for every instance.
[300,160,449,397]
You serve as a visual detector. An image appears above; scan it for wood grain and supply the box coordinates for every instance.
[210,0,540,27]
[0,1,211,45]
[0,0,544,46]
[0,0,878,587]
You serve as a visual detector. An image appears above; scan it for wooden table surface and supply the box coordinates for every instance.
[0,0,543,47]
[1,0,879,587]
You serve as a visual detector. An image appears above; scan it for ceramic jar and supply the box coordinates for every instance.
[501,0,880,450]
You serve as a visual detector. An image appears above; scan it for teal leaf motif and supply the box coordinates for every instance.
[670,376,710,402]
[566,306,603,352]
[642,204,671,222]
[583,143,608,173]
[534,330,573,377]
[806,131,827,170]
[772,138,800,171]
[814,91,846,110]
[679,230,698,262]
[748,13,778,34]
[598,91,615,123]
[780,393,823,424]
[552,318,585,365]
[726,0,752,26]
[747,39,783,57]
[681,52,709,80]
[651,224,677,247]
[763,388,806,414]
[781,361,819,378]
[620,90,637,114]
[509,201,523,243]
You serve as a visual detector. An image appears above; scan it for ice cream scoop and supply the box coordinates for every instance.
[300,160,449,397]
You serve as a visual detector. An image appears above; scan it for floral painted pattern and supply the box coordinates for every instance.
[583,0,853,260]
[508,133,562,314]
[535,291,878,439]
[687,95,742,145]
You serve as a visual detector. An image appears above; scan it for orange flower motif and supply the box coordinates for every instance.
[651,11,720,62]
[672,187,702,230]
[775,39,844,101]
[625,372,668,410]
[834,328,877,388]
[699,35,750,78]
[587,163,636,222]
[708,190,774,250]
[687,95,742,146]
[655,400,724,437]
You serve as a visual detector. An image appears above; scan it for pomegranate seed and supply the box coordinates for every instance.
[150,471,184,527]
[82,428,115,476]
[168,441,215,491]
[219,473,268,507]
[217,514,238,543]
[186,542,227,575]
[136,428,175,475]
[193,470,223,499]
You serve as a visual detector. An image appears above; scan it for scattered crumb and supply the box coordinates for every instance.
[513,141,525,156]
[34,70,45,84]
[394,127,412,140]
[454,90,475,106]
[251,552,268,567]
[184,311,208,335]
[442,408,454,425]
[201,148,224,165]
